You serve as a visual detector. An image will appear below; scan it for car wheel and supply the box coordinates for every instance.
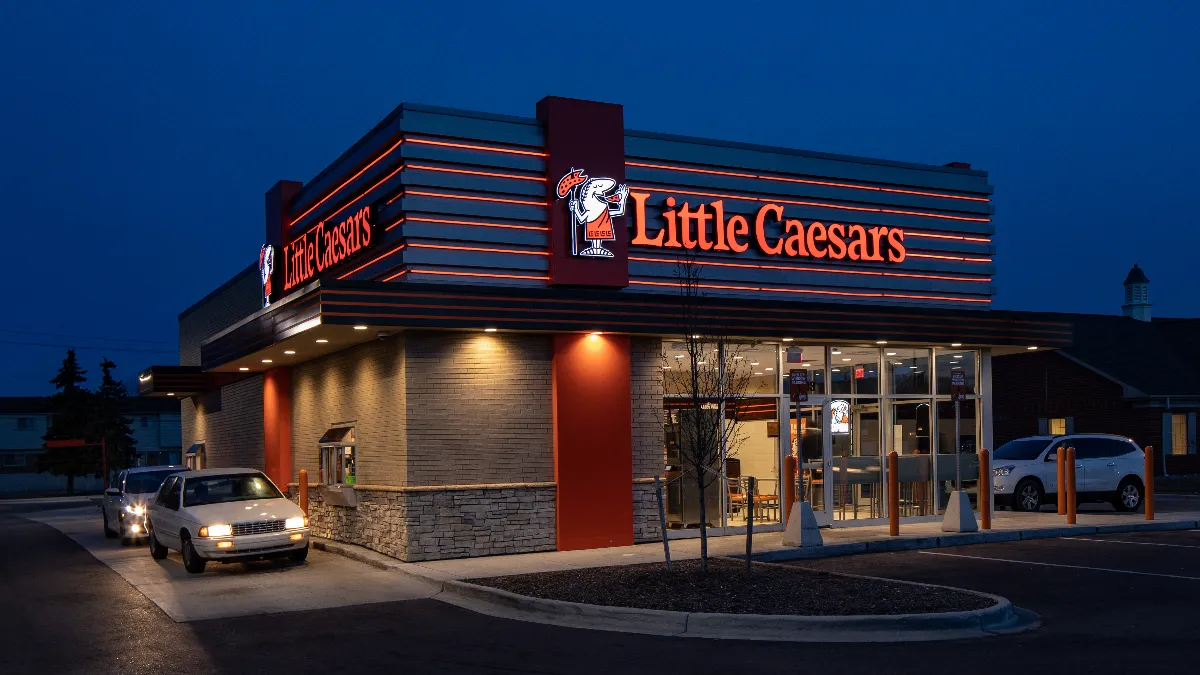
[181,535,207,574]
[1113,477,1143,513]
[103,511,117,538]
[148,524,169,560]
[288,544,309,564]
[1012,478,1043,512]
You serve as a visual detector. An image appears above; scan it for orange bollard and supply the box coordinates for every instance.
[979,448,992,530]
[1065,447,1077,525]
[783,455,797,524]
[1056,446,1066,515]
[1144,446,1155,520]
[888,451,899,536]
[298,468,309,516]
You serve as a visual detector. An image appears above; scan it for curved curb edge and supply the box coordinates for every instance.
[436,579,1040,642]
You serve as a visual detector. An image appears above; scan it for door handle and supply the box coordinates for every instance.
[1075,464,1083,469]
[1106,462,1117,467]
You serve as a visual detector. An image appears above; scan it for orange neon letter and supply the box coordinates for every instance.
[807,222,827,258]
[695,203,713,251]
[867,227,887,262]
[754,204,784,255]
[827,223,848,260]
[679,202,698,249]
[711,200,729,251]
[662,197,681,248]
[727,215,749,253]
[887,228,906,263]
[629,191,663,246]
[847,224,869,261]
[783,219,808,257]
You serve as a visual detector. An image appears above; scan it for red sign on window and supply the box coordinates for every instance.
[854,366,865,379]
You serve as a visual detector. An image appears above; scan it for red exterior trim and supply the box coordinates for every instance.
[263,368,292,490]
[552,334,633,550]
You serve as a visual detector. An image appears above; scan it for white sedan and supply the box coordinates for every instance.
[145,468,309,574]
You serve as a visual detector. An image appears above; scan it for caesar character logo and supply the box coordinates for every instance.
[556,168,629,258]
[259,244,275,308]
[830,399,851,435]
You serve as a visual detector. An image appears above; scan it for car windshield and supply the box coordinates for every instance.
[993,439,1052,461]
[182,473,282,507]
[126,470,179,494]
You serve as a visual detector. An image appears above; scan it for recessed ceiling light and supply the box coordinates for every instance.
[886,352,897,356]
[765,367,774,371]
[754,371,763,375]
[261,359,272,363]
[894,362,903,365]
[951,343,962,347]
[1027,346,1038,350]
[832,350,841,355]
[782,338,794,342]
[354,325,368,330]
[876,341,888,345]
[750,361,759,366]
[675,354,685,359]
[284,350,296,355]
[697,361,706,365]
[316,339,329,343]
[238,367,250,371]
[832,368,841,372]
[662,366,671,370]
[484,328,497,333]
[842,358,851,362]
[734,356,743,360]
[801,363,812,367]
[953,355,963,359]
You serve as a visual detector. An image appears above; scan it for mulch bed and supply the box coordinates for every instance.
[470,557,993,616]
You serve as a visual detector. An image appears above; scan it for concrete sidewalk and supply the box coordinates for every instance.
[321,498,1200,583]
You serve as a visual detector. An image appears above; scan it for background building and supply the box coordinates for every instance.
[994,265,1199,473]
[0,396,182,495]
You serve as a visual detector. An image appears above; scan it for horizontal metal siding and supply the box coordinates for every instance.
[282,103,995,307]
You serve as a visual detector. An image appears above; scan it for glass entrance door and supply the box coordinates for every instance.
[791,401,830,525]
[830,398,883,521]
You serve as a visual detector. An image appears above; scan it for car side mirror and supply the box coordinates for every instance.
[105,487,121,496]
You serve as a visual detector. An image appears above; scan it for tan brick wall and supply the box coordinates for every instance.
[290,336,407,486]
[182,376,264,470]
[178,264,260,367]
[404,331,554,486]
[631,337,665,542]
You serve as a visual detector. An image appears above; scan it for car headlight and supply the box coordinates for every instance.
[285,516,308,530]
[199,524,232,538]
[125,505,146,516]
[993,465,1015,477]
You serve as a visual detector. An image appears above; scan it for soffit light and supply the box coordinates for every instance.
[262,359,272,363]
[284,350,296,355]
[316,339,329,343]
[590,331,603,336]
[1027,346,1039,350]
[166,392,175,396]
[484,328,497,333]
[782,338,794,342]
[354,325,368,330]
[876,341,888,345]
[886,352,897,356]
[951,343,963,347]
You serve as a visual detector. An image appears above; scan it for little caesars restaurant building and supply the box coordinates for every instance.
[140,97,1069,561]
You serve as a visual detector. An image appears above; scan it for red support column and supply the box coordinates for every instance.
[552,334,633,551]
[262,367,292,490]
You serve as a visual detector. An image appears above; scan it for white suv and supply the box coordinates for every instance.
[992,435,1145,513]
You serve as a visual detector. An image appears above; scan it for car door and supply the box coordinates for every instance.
[1096,438,1138,492]
[153,476,182,548]
[105,471,127,523]
[1071,438,1106,494]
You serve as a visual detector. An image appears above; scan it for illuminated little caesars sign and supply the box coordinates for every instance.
[283,206,375,292]
[627,193,907,264]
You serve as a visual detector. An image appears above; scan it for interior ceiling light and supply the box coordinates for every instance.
[750,361,759,365]
[316,339,329,343]
[662,366,671,369]
[261,359,272,363]
[782,338,794,342]
[238,367,250,371]
[876,341,888,344]
[166,392,175,396]
[842,358,852,362]
[675,354,685,359]
[765,367,774,371]
[284,350,296,355]
[1027,346,1039,350]
[697,361,706,365]
[951,343,963,347]
[832,350,841,354]
[354,325,368,330]
[832,368,841,372]
[886,352,897,356]
[953,354,963,359]
[754,372,763,375]
[801,362,812,367]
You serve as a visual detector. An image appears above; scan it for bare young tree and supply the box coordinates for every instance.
[662,251,755,573]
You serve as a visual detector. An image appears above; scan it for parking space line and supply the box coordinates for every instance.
[918,551,1200,581]
[1067,537,1200,550]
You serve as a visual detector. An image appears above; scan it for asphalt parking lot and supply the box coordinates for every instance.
[24,504,437,621]
[784,528,1200,649]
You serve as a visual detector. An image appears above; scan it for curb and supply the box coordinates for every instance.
[437,578,1036,642]
[752,519,1200,563]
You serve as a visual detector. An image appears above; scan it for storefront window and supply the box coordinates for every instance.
[886,348,930,395]
[663,341,771,395]
[935,399,978,512]
[792,403,825,510]
[726,399,782,526]
[889,401,934,516]
[830,347,879,395]
[319,425,357,485]
[782,344,825,395]
[738,343,779,395]
[936,349,978,395]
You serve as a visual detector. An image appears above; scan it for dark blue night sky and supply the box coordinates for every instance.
[1,1,1196,395]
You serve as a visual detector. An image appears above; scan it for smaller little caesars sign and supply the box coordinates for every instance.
[282,206,375,292]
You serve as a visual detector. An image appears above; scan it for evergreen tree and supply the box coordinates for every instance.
[89,358,138,474]
[40,350,94,494]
